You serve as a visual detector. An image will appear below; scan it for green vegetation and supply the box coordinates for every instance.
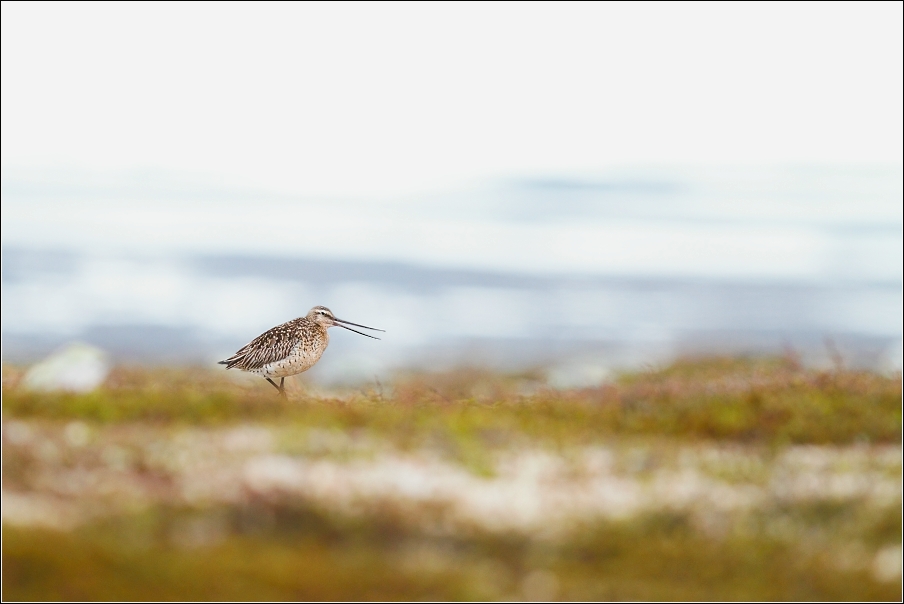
[3,356,901,601]
[3,356,900,446]
[4,504,900,601]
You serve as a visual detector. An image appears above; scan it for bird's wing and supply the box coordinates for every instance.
[220,320,300,370]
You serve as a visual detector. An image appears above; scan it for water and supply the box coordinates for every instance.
[2,165,901,383]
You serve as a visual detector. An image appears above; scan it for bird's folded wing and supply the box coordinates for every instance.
[222,324,298,370]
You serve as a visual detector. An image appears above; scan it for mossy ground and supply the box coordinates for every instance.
[5,505,899,601]
[3,356,900,446]
[2,356,902,601]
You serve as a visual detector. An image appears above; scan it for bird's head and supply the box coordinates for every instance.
[308,306,337,327]
[306,306,384,339]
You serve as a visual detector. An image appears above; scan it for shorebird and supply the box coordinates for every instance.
[218,306,383,397]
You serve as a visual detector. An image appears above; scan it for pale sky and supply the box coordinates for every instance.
[2,1,902,198]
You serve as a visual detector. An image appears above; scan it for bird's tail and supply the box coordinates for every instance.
[218,352,246,369]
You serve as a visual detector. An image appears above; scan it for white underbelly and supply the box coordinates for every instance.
[250,341,327,378]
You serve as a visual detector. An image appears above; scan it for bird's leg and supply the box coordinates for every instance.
[280,377,285,391]
[265,377,283,395]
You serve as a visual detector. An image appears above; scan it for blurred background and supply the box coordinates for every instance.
[3,3,903,601]
[2,3,901,385]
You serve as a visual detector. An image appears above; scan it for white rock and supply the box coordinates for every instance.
[22,342,110,393]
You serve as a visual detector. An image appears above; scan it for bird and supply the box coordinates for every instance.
[218,306,383,397]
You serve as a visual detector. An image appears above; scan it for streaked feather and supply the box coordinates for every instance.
[220,317,316,371]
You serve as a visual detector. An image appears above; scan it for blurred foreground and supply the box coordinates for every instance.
[3,357,902,600]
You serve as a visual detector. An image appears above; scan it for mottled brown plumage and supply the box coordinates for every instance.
[219,306,383,397]
[220,317,325,372]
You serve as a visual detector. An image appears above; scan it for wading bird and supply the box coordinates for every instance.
[218,306,383,397]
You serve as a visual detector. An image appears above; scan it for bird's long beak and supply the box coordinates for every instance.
[333,317,385,339]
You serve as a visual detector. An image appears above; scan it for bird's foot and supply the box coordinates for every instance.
[266,377,289,399]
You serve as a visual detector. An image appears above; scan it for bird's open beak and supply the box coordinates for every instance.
[333,318,385,339]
